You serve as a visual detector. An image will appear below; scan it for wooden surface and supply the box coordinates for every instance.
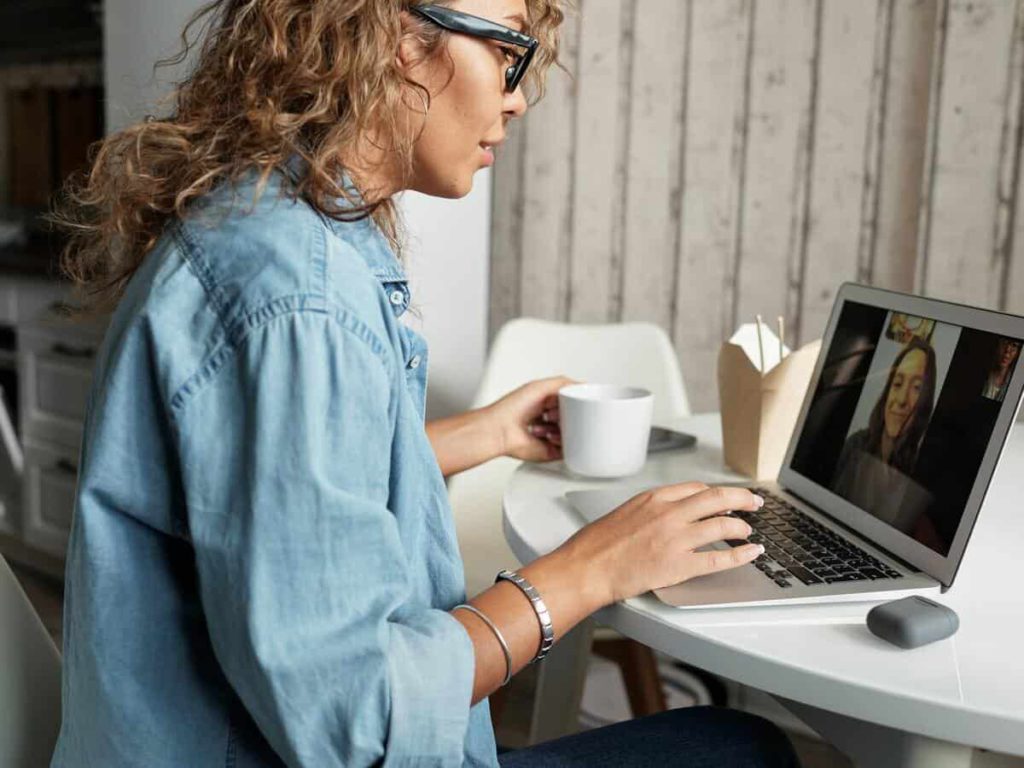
[491,0,1024,411]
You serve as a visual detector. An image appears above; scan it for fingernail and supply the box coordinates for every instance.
[754,495,765,508]
[754,544,765,555]
[745,524,754,537]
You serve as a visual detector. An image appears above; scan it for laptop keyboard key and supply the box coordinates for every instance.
[787,566,822,585]
[858,568,886,580]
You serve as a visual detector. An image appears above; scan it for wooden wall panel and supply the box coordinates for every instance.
[872,0,938,293]
[1008,159,1024,314]
[488,105,525,341]
[993,0,1024,312]
[618,0,689,327]
[798,0,881,343]
[916,0,1018,308]
[490,0,1024,413]
[671,0,752,410]
[732,0,817,339]
[567,0,630,323]
[516,11,580,321]
[1007,93,1024,315]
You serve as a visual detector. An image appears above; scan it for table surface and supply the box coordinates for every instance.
[502,413,1024,756]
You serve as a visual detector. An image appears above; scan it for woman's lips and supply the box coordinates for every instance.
[479,144,495,166]
[887,409,910,430]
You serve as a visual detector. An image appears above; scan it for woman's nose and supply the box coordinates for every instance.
[504,85,528,118]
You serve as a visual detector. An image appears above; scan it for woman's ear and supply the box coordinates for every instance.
[396,11,425,75]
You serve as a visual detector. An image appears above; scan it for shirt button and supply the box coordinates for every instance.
[408,355,421,369]
[389,290,405,306]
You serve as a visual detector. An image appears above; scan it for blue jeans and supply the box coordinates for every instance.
[497,707,801,767]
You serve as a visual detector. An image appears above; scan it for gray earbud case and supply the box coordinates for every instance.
[866,596,960,649]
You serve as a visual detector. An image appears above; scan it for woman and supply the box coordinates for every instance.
[50,1,797,766]
[982,337,1021,401]
[832,338,937,533]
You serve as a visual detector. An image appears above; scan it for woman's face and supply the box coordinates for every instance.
[999,339,1020,371]
[405,0,530,198]
[884,349,928,440]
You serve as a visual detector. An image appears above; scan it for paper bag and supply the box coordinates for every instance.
[718,324,822,480]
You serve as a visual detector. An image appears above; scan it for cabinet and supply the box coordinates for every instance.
[18,318,102,557]
[0,275,104,574]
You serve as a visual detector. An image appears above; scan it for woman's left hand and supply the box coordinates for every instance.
[485,376,577,463]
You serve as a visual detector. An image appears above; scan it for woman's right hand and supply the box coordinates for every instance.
[559,482,765,606]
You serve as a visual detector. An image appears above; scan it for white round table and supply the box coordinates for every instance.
[502,413,1024,768]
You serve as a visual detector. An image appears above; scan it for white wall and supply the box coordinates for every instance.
[103,0,489,420]
[103,0,199,132]
[399,185,489,419]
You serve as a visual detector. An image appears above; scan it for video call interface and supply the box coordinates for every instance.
[790,301,1022,556]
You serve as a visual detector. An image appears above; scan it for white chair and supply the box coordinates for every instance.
[452,318,690,597]
[448,318,692,733]
[0,554,62,767]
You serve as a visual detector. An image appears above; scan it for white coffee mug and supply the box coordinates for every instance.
[558,384,654,478]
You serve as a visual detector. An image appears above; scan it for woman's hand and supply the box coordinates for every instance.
[554,482,765,606]
[484,376,576,463]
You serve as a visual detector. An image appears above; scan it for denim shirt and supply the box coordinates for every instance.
[51,172,498,767]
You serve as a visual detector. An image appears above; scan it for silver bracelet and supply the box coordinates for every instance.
[453,603,513,686]
[495,569,555,663]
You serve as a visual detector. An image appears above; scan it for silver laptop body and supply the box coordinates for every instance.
[568,283,1024,608]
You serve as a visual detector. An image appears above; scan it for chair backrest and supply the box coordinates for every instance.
[449,318,690,596]
[473,318,690,422]
[0,556,61,768]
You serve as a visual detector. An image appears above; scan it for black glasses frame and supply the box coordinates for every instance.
[410,4,538,93]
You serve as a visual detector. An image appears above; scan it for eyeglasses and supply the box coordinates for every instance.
[410,4,539,93]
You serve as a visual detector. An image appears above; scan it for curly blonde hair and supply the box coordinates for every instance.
[52,0,565,313]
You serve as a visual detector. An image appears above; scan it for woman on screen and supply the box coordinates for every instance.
[832,338,937,533]
[982,338,1021,402]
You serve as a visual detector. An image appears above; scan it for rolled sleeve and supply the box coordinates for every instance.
[173,308,475,767]
[386,611,475,766]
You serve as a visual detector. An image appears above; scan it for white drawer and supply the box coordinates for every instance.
[19,326,98,450]
[22,439,79,558]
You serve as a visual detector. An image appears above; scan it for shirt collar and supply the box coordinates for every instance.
[328,214,408,285]
[282,155,408,284]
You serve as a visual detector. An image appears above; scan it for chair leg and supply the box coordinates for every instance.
[528,618,595,744]
[592,637,667,718]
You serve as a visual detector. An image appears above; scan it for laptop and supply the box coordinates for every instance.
[567,283,1024,608]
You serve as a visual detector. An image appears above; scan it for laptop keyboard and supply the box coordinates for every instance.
[726,488,904,589]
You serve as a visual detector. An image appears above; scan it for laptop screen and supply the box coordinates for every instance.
[789,300,1022,556]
